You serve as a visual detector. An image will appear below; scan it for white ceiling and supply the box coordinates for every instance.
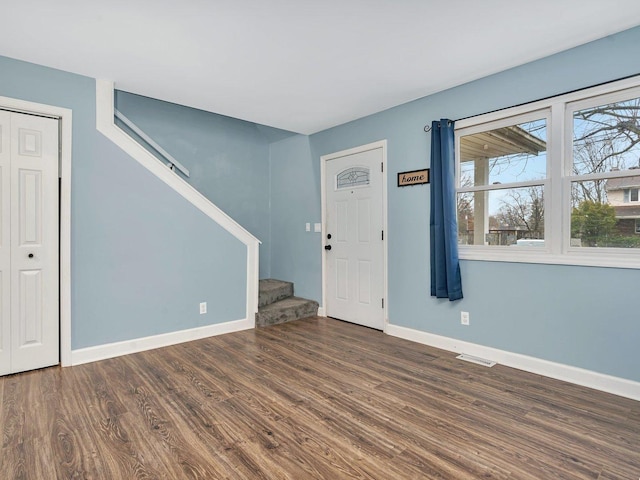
[3,1,640,134]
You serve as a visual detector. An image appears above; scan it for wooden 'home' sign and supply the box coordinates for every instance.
[397,169,429,187]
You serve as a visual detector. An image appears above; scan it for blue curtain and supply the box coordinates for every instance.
[430,119,463,301]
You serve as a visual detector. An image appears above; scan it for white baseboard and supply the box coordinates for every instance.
[386,324,640,402]
[71,317,253,366]
[317,306,326,317]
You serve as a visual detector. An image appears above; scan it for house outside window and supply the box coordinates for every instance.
[606,178,640,239]
[455,76,640,268]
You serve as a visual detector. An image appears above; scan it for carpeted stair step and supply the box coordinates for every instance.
[259,279,294,308]
[256,296,319,327]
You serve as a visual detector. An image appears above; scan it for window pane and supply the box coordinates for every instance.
[336,167,370,188]
[458,186,544,246]
[459,119,547,187]
[573,96,640,175]
[571,180,640,248]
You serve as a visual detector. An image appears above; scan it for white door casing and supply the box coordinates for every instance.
[322,141,387,331]
[0,111,59,375]
[0,111,11,374]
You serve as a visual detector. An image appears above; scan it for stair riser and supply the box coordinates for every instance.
[259,282,293,308]
[256,301,318,327]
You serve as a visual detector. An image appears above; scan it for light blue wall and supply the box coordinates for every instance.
[0,55,248,349]
[269,135,322,300]
[114,91,294,278]
[274,26,640,382]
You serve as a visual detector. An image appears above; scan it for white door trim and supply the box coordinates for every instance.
[0,95,72,367]
[320,140,388,332]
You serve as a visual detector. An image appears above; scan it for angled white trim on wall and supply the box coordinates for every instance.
[95,80,260,335]
[387,324,640,402]
[0,95,73,367]
[71,317,253,365]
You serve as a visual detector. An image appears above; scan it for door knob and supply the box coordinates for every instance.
[28,253,34,258]
[324,245,332,250]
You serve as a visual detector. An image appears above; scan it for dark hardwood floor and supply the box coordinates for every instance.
[1,317,639,479]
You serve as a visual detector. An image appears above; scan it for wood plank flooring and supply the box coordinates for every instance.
[1,317,639,479]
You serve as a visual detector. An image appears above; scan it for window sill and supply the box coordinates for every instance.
[459,246,640,269]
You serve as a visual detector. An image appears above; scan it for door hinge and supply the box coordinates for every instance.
[381,162,384,172]
[382,298,384,308]
[381,230,384,240]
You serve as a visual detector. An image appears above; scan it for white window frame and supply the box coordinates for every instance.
[456,109,551,258]
[455,75,640,269]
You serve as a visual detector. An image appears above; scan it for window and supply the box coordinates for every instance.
[455,76,640,268]
[624,188,639,202]
[457,113,548,247]
[336,167,370,189]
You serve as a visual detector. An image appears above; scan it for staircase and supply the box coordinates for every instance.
[256,279,319,327]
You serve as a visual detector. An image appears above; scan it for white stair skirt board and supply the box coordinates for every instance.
[386,324,640,402]
[95,80,260,322]
[71,317,253,366]
[456,354,496,368]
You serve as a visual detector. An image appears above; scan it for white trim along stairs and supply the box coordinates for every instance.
[86,79,260,364]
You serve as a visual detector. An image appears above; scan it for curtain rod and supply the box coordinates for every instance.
[422,73,640,134]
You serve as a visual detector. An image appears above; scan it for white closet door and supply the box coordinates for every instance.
[0,111,11,375]
[9,112,59,373]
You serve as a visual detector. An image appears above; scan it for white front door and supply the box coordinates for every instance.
[323,143,385,330]
[0,110,59,375]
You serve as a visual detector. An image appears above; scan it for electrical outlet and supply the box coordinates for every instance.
[461,311,470,325]
[200,302,207,314]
